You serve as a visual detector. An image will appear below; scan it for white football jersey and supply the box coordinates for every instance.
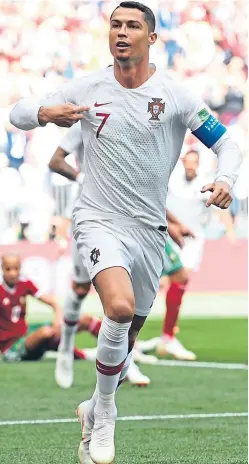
[9,67,218,229]
[167,165,211,233]
[59,121,91,172]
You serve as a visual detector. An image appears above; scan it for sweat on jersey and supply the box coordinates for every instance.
[10,67,242,230]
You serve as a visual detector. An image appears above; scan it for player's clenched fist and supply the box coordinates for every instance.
[38,102,89,127]
[201,181,232,209]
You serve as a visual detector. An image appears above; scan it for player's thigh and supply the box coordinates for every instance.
[72,237,90,284]
[74,220,136,320]
[95,267,135,322]
[180,236,205,271]
[131,228,165,318]
[162,240,183,277]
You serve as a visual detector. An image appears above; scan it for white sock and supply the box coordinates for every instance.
[58,289,84,353]
[96,315,131,402]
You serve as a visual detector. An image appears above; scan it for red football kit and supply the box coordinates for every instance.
[0,279,39,353]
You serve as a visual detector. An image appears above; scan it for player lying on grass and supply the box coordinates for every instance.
[0,253,62,358]
[0,253,99,362]
[9,1,242,463]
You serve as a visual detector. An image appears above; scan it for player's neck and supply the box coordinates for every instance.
[114,58,155,89]
[3,279,16,290]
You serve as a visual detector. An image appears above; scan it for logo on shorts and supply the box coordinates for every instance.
[148,98,165,121]
[90,248,100,266]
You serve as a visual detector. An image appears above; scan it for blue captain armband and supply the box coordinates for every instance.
[192,115,227,148]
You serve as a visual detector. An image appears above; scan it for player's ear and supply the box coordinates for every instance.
[148,32,157,47]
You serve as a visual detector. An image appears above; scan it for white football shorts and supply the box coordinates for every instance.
[73,220,166,317]
[71,238,90,284]
[180,235,205,271]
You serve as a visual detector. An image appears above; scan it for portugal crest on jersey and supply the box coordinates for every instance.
[148,98,165,121]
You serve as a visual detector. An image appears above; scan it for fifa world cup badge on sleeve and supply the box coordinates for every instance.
[193,111,227,148]
[197,108,210,123]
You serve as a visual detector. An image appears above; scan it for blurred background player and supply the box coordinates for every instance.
[153,149,237,358]
[0,253,62,359]
[158,213,196,360]
[137,211,197,361]
[167,149,236,273]
[0,253,104,362]
[49,122,152,388]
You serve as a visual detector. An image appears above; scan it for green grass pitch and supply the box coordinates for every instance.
[0,318,247,463]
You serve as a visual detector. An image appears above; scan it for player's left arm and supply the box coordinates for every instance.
[37,295,63,334]
[26,280,62,332]
[166,209,195,248]
[49,123,84,183]
[179,90,242,209]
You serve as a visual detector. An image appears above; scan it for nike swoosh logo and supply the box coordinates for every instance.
[94,102,112,107]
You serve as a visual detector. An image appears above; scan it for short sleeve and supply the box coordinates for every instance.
[176,86,209,132]
[26,280,40,298]
[175,84,227,148]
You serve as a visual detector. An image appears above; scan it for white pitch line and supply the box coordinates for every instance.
[145,360,248,370]
[0,412,247,426]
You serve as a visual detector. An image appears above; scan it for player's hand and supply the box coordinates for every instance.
[38,103,89,128]
[179,224,195,240]
[201,182,232,209]
[167,222,185,248]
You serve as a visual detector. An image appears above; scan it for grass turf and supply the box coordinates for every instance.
[0,317,247,463]
[75,317,248,364]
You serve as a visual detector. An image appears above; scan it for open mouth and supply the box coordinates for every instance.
[116,41,130,49]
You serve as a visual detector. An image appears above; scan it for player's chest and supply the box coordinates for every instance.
[83,88,172,139]
[0,291,27,317]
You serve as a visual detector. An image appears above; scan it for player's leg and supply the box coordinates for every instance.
[74,221,136,464]
[157,240,197,360]
[56,238,91,388]
[59,281,91,353]
[58,239,91,355]
[77,313,101,338]
[3,324,55,362]
[21,326,56,360]
[119,315,150,387]
[89,266,134,463]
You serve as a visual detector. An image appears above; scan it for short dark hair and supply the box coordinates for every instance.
[111,1,156,32]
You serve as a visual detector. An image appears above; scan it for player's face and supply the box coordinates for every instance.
[109,8,157,63]
[2,257,21,287]
[183,153,199,181]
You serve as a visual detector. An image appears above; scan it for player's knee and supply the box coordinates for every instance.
[72,281,91,299]
[107,297,134,323]
[171,268,189,285]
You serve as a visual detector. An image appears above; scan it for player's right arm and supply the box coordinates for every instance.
[49,124,84,182]
[9,79,89,130]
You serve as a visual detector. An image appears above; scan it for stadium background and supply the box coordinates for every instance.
[0,0,247,318]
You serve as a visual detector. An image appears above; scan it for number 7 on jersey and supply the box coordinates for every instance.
[96,113,110,138]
